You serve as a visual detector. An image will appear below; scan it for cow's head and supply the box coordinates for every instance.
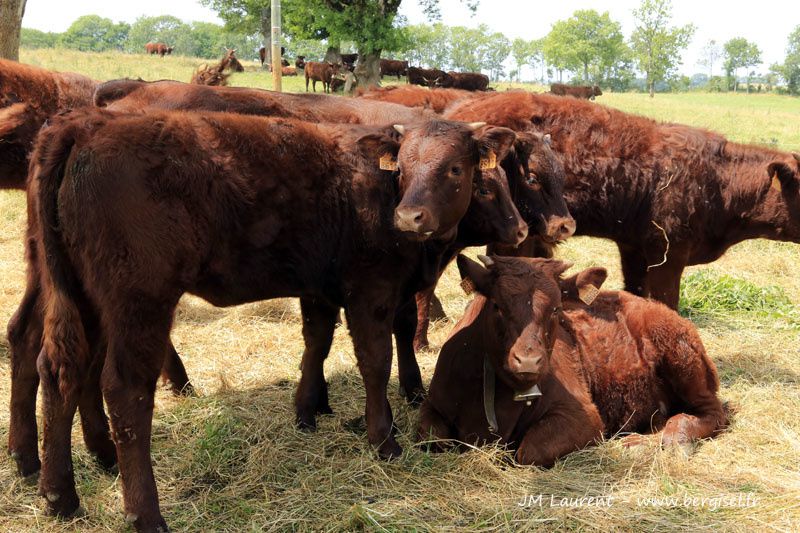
[166,46,174,55]
[327,62,341,76]
[385,121,517,241]
[504,131,575,246]
[457,255,606,390]
[458,152,528,247]
[765,153,800,236]
[592,85,603,97]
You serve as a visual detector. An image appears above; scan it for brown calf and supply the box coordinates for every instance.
[448,71,490,91]
[419,255,727,466]
[30,109,513,529]
[445,90,800,308]
[305,61,341,93]
[356,85,478,113]
[380,58,409,80]
[190,49,244,86]
[549,82,602,99]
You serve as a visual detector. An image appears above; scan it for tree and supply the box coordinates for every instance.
[630,0,695,97]
[723,37,761,92]
[778,25,800,94]
[511,38,539,82]
[543,10,626,85]
[697,39,721,77]
[21,28,59,49]
[404,23,450,69]
[0,0,27,60]
[59,15,130,52]
[126,15,188,54]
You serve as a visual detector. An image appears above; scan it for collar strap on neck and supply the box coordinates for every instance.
[483,355,543,434]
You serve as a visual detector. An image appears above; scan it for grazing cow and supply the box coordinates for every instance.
[190,49,244,86]
[29,109,514,529]
[380,58,409,80]
[340,53,358,72]
[356,85,477,114]
[145,43,172,56]
[549,82,602,100]
[144,42,158,55]
[419,255,727,465]
[295,55,306,70]
[281,66,298,76]
[305,61,340,93]
[408,66,453,88]
[448,71,491,91]
[445,90,800,309]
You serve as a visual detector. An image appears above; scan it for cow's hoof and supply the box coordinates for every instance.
[10,449,41,478]
[376,438,403,460]
[41,487,80,518]
[399,385,426,407]
[315,398,333,415]
[412,338,430,352]
[128,513,170,533]
[88,442,118,473]
[170,381,196,397]
[295,414,317,432]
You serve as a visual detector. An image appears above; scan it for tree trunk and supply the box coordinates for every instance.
[584,62,589,83]
[649,79,654,98]
[260,8,271,70]
[355,50,381,89]
[324,46,341,64]
[0,0,27,61]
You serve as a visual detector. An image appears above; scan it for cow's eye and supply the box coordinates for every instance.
[478,187,490,196]
[451,165,462,176]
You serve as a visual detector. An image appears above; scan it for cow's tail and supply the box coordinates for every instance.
[35,120,91,402]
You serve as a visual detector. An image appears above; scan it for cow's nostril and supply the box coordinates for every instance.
[413,211,425,223]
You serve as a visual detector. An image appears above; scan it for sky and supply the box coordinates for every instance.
[21,0,800,76]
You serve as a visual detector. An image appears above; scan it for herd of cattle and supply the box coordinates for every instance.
[1,56,798,532]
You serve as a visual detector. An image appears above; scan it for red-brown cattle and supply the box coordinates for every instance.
[281,66,298,76]
[144,42,158,54]
[448,71,490,91]
[445,90,800,309]
[356,85,478,113]
[190,49,244,86]
[380,58,409,80]
[259,46,286,65]
[419,255,727,466]
[28,109,514,529]
[305,61,340,93]
[549,82,602,99]
[145,43,172,56]
[340,52,358,72]
[408,66,453,88]
[295,55,306,70]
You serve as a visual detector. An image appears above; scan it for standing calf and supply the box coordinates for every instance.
[305,61,340,92]
[419,255,727,466]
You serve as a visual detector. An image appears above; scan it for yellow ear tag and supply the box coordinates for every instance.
[772,175,782,192]
[479,150,497,170]
[379,153,398,171]
[578,284,599,305]
[460,277,475,295]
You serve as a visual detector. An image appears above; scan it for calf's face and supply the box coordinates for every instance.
[767,154,800,236]
[459,165,528,246]
[507,132,575,244]
[391,121,517,241]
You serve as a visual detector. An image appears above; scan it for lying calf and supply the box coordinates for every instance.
[419,255,727,466]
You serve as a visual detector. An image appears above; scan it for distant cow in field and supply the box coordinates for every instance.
[295,55,306,70]
[190,49,244,86]
[281,66,298,76]
[357,85,477,113]
[448,71,490,91]
[145,43,173,56]
[305,61,341,93]
[444,90,800,309]
[259,45,286,65]
[408,66,453,88]
[380,59,409,80]
[419,255,727,466]
[549,83,602,99]
[27,109,513,528]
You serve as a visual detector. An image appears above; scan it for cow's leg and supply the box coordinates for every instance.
[618,243,648,296]
[345,289,402,459]
[36,347,82,517]
[644,246,689,310]
[305,75,309,92]
[516,407,604,467]
[394,296,425,406]
[78,351,117,471]
[159,342,193,396]
[416,401,455,452]
[101,302,174,532]
[295,297,338,431]
[413,287,434,352]
[7,278,43,477]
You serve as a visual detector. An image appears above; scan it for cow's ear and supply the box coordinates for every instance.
[0,103,30,138]
[767,161,799,193]
[357,133,400,171]
[456,254,494,296]
[474,126,516,169]
[560,267,607,305]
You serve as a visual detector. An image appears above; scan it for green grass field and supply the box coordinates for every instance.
[1,48,799,532]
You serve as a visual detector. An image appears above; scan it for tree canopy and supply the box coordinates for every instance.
[60,15,130,52]
[723,37,761,91]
